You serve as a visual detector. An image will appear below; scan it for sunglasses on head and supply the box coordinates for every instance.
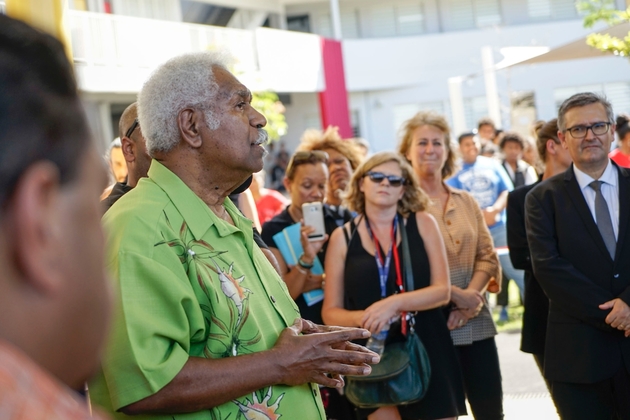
[286,150,329,178]
[364,171,406,187]
[125,118,139,139]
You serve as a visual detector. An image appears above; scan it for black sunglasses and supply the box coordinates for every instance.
[364,171,406,187]
[125,118,139,139]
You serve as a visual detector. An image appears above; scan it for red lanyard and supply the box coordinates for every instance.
[365,214,408,335]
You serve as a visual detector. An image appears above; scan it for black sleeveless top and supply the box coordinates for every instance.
[344,214,467,418]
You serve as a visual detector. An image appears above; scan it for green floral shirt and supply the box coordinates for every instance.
[90,161,325,420]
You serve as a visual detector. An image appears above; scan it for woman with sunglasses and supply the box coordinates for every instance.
[399,111,503,420]
[323,151,466,420]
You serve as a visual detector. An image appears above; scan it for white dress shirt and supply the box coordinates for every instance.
[573,160,620,240]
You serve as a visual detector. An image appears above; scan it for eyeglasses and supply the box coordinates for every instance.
[125,118,139,139]
[566,122,610,139]
[364,171,406,187]
[286,150,329,179]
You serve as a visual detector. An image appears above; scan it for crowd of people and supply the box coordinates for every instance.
[2,14,630,420]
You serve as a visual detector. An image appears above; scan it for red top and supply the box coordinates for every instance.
[256,190,289,225]
[610,148,630,168]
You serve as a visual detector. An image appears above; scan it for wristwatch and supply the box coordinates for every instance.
[298,255,314,269]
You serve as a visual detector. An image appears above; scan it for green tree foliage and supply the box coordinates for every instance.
[578,0,630,57]
[252,92,287,142]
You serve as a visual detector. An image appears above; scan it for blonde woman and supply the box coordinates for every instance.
[399,111,503,419]
[323,152,466,420]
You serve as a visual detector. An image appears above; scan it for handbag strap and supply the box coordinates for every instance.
[398,213,416,335]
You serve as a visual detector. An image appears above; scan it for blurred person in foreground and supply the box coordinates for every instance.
[526,93,630,418]
[610,114,630,168]
[507,119,572,389]
[297,126,362,221]
[90,51,377,420]
[102,102,151,211]
[0,15,111,419]
[400,112,503,419]
[323,152,466,420]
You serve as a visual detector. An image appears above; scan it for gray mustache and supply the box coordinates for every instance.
[254,129,268,145]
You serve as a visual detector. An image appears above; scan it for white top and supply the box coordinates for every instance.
[502,160,538,186]
[573,160,619,240]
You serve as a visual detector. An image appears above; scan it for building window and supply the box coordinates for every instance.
[527,0,578,21]
[287,15,311,33]
[554,83,630,115]
[393,102,446,135]
[475,0,502,27]
[360,1,426,38]
[464,96,489,133]
[397,2,425,36]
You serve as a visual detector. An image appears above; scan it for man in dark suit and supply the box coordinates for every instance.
[526,92,630,419]
[507,118,572,383]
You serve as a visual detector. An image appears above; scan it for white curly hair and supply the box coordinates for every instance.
[137,51,230,155]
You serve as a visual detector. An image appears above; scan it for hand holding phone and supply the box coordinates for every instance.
[302,202,326,241]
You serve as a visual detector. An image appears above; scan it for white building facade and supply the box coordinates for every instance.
[66,0,630,152]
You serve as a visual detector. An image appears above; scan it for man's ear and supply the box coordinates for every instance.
[178,108,203,149]
[120,136,135,164]
[558,130,568,150]
[6,162,63,294]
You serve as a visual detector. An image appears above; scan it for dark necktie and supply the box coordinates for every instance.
[589,180,616,259]
[514,170,525,188]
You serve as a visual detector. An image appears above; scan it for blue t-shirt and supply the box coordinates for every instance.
[446,156,513,229]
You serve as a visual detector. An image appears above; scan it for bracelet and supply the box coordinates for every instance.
[295,265,309,274]
[298,255,314,269]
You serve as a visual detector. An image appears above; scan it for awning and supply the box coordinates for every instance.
[496,22,630,69]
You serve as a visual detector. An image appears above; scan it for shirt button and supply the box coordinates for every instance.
[313,387,318,396]
[270,295,276,303]
[446,220,452,225]
[614,274,620,278]
[455,240,460,244]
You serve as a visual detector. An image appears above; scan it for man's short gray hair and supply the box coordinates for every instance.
[138,52,229,156]
[558,92,614,132]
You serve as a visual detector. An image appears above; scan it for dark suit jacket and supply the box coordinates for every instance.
[525,163,630,384]
[507,182,549,355]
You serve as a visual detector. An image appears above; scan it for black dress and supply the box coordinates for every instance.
[344,215,467,420]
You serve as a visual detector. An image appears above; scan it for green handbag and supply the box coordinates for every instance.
[345,326,431,408]
[344,214,432,408]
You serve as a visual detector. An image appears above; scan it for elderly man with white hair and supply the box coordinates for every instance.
[89,52,378,420]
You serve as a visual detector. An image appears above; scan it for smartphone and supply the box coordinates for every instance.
[302,202,326,241]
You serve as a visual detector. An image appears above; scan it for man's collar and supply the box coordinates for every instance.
[572,159,618,191]
[147,160,250,240]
